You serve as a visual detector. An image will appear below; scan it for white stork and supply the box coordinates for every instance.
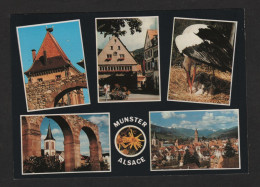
[175,24,233,93]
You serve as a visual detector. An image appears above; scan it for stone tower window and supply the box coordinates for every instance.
[56,75,61,80]
[113,52,117,56]
[110,46,113,50]
[38,78,43,82]
[118,46,120,50]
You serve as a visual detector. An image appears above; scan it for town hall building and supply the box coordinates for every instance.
[98,36,144,90]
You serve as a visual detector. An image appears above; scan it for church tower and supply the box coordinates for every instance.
[151,131,157,146]
[194,129,198,143]
[175,139,179,147]
[44,121,56,156]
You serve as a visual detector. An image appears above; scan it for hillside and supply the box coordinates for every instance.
[131,47,144,64]
[207,126,238,139]
[151,124,238,140]
[151,124,214,140]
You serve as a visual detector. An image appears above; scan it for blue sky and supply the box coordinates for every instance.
[150,110,239,131]
[17,20,86,83]
[97,17,158,51]
[40,114,110,156]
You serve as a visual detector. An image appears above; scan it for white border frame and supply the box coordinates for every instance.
[167,17,238,106]
[95,16,162,104]
[114,125,147,158]
[20,112,111,175]
[149,109,241,171]
[16,19,91,112]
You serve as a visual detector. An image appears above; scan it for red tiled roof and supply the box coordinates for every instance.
[25,56,70,75]
[25,30,73,75]
[35,31,69,62]
[147,29,158,40]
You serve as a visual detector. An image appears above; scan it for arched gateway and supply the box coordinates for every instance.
[26,74,87,110]
[21,115,103,171]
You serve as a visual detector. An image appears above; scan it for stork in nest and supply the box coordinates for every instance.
[175,24,233,94]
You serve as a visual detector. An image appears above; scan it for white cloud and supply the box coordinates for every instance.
[52,128,61,135]
[161,112,186,119]
[180,120,192,125]
[88,115,109,126]
[81,151,89,156]
[102,147,110,152]
[202,112,214,121]
[169,111,238,130]
[41,135,46,140]
[55,142,64,151]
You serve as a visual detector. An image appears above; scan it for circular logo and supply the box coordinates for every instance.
[115,125,146,157]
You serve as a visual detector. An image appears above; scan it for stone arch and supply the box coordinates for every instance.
[46,80,87,108]
[26,74,88,110]
[22,115,76,171]
[21,114,102,172]
[80,126,103,171]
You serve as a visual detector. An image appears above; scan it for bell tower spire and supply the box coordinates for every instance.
[44,120,56,156]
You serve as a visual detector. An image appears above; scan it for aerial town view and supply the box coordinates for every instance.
[96,17,160,102]
[150,110,240,170]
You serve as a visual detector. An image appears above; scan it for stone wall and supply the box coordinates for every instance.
[25,73,87,110]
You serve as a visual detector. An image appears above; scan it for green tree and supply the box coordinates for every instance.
[183,149,192,165]
[23,156,64,173]
[224,139,235,158]
[192,151,201,167]
[97,19,142,37]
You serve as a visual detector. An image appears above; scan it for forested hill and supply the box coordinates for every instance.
[207,126,238,139]
[151,124,214,139]
[131,47,144,64]
[151,124,238,140]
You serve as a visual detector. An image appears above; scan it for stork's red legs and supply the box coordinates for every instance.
[186,71,193,93]
[186,65,196,94]
[192,65,196,85]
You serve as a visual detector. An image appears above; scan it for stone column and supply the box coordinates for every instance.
[73,140,81,169]
[98,141,103,162]
[22,127,41,160]
[64,139,76,172]
[89,143,101,171]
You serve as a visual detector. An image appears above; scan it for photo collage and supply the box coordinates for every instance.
[12,9,246,177]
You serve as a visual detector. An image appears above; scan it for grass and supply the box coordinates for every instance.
[168,66,232,105]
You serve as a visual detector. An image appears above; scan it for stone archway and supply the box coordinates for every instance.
[26,74,87,110]
[21,114,102,172]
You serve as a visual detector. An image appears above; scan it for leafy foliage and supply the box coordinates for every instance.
[224,139,236,158]
[131,47,144,64]
[23,156,64,173]
[97,19,142,37]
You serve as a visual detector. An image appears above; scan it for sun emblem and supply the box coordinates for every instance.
[115,125,146,157]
